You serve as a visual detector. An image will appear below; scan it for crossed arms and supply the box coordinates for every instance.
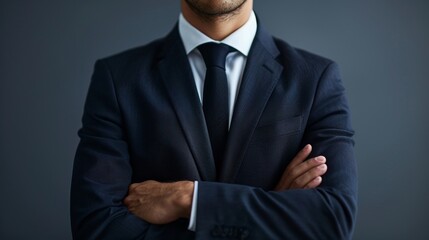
[124,144,327,225]
[71,59,357,239]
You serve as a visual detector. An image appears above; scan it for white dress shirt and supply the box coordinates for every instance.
[178,11,257,231]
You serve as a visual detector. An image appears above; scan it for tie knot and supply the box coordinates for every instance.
[198,42,233,69]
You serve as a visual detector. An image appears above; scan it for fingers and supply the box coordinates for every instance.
[287,144,312,169]
[289,162,327,189]
[275,144,312,190]
[289,156,326,184]
[304,176,323,189]
[275,144,329,191]
[275,156,327,191]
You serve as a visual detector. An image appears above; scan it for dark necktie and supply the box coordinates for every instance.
[198,42,233,175]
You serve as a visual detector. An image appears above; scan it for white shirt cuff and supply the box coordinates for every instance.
[187,181,198,231]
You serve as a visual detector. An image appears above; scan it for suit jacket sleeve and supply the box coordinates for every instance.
[195,62,357,239]
[71,57,196,239]
[71,60,150,239]
[71,49,357,239]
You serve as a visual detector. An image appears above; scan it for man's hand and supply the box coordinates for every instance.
[274,144,327,191]
[123,145,325,224]
[124,180,194,224]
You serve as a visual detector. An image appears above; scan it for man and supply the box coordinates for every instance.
[71,0,357,239]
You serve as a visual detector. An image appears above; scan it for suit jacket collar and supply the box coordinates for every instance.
[157,24,283,182]
[219,25,283,182]
[157,25,217,181]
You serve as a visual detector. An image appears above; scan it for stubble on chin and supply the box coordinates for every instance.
[185,0,248,22]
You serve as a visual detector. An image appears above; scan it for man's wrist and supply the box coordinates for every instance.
[173,181,194,219]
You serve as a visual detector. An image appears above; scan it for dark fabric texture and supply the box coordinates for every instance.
[71,23,357,239]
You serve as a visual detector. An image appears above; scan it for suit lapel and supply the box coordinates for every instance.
[219,27,284,182]
[157,27,216,181]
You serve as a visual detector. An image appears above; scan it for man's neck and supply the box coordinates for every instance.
[181,0,253,41]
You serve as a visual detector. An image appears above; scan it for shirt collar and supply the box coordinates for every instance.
[179,11,257,56]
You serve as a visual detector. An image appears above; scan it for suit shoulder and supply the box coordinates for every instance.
[273,37,335,73]
[96,37,166,72]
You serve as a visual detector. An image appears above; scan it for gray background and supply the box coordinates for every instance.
[1,0,428,239]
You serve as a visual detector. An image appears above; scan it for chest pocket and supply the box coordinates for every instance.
[252,115,303,141]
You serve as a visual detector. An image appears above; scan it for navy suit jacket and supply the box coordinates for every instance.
[71,23,357,239]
